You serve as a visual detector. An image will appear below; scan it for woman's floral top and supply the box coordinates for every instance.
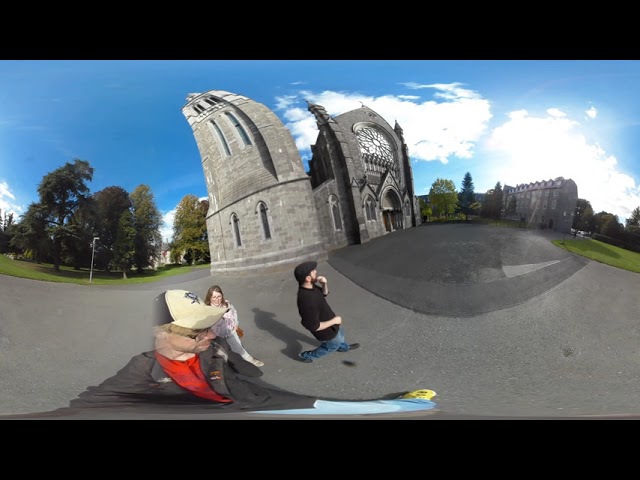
[210,302,239,338]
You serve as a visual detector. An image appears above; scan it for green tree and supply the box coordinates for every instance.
[428,178,458,219]
[130,184,163,273]
[37,158,94,271]
[457,172,477,221]
[471,199,482,217]
[602,215,624,239]
[506,196,517,217]
[577,205,595,233]
[93,186,132,271]
[169,242,183,264]
[0,208,14,253]
[1,209,14,231]
[625,206,640,233]
[65,197,98,270]
[171,194,210,265]
[592,211,615,235]
[419,197,432,222]
[111,209,136,278]
[573,199,592,230]
[491,182,504,220]
[482,182,504,220]
[9,203,52,262]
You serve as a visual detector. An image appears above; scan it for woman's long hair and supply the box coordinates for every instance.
[205,285,229,308]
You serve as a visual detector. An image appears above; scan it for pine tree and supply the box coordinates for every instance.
[626,206,640,232]
[457,172,476,221]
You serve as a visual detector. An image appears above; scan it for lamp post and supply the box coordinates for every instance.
[562,210,573,245]
[89,237,100,283]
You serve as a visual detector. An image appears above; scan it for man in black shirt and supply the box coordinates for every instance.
[294,261,360,363]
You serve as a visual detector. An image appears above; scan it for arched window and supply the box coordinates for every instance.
[257,202,271,240]
[231,214,242,247]
[205,97,221,107]
[329,195,342,231]
[364,196,377,221]
[211,121,231,156]
[225,112,252,147]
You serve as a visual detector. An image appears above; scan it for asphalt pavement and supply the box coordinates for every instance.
[1,223,639,419]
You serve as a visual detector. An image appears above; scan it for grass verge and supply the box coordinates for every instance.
[0,254,209,285]
[552,238,640,274]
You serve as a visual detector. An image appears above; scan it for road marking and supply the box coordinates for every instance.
[502,259,561,278]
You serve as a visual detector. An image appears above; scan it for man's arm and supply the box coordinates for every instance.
[316,275,329,296]
[316,315,342,331]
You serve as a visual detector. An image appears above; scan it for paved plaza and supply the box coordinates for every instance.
[1,224,639,419]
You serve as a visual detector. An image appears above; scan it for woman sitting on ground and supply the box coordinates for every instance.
[204,285,264,367]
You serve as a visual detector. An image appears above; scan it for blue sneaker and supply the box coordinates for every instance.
[298,352,313,363]
[338,343,360,352]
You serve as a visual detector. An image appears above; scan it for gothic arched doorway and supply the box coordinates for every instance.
[381,189,403,232]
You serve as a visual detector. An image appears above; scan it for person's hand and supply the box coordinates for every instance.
[316,275,327,285]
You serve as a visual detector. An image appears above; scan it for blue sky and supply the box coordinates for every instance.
[1,60,639,241]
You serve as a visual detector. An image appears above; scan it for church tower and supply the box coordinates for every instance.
[181,90,325,274]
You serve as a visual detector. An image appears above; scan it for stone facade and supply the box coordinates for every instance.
[503,177,578,232]
[306,102,420,251]
[181,91,420,274]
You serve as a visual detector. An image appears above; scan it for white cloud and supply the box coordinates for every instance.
[275,85,638,225]
[402,82,482,99]
[485,110,640,224]
[274,95,298,110]
[159,196,208,244]
[0,181,16,200]
[279,84,492,165]
[0,180,23,219]
[160,208,175,244]
[284,108,319,152]
[547,108,566,117]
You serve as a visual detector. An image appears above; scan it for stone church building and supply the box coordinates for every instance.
[181,90,421,274]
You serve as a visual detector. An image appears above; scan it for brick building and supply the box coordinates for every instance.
[502,177,578,232]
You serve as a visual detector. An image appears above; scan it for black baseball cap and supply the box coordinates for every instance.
[294,261,317,284]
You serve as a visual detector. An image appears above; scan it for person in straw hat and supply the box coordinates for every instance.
[2,289,436,418]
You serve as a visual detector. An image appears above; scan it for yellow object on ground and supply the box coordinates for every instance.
[401,389,437,400]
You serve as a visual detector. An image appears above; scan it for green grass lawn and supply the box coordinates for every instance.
[552,238,640,273]
[0,254,210,285]
[3,235,637,285]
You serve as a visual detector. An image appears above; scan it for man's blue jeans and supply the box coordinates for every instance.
[301,327,351,360]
